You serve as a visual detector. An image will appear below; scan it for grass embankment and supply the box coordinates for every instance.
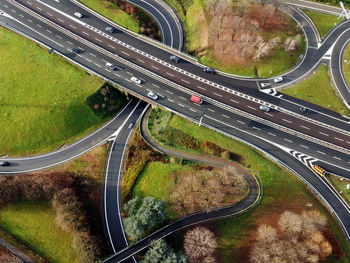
[0,202,79,263]
[327,175,350,205]
[282,64,350,116]
[342,43,350,89]
[0,27,126,156]
[77,0,139,32]
[0,144,108,263]
[148,109,350,262]
[304,10,341,38]
[165,0,305,77]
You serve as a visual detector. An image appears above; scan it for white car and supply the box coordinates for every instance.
[106,62,118,70]
[273,76,283,83]
[74,12,83,18]
[131,76,142,84]
[259,105,271,112]
[147,91,158,100]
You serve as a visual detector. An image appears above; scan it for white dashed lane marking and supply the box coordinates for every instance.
[319,132,329,136]
[247,106,256,110]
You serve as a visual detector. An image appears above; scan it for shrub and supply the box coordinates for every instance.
[86,83,126,117]
[142,239,187,263]
[124,196,168,241]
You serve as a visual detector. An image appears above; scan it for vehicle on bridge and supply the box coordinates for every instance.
[312,164,327,177]
[191,95,202,104]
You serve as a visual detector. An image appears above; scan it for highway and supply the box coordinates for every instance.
[0,0,349,261]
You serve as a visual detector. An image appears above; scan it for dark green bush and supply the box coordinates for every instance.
[86,83,126,118]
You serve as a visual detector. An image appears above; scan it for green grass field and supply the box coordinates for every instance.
[342,44,350,88]
[0,27,126,156]
[282,64,350,116]
[149,109,350,262]
[328,175,350,205]
[0,201,79,263]
[304,10,341,38]
[77,0,139,32]
[132,161,196,218]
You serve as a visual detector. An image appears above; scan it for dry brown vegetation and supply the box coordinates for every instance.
[249,210,342,263]
[170,165,248,215]
[192,0,300,65]
[0,245,22,263]
[107,0,160,39]
[122,127,163,201]
[184,226,218,263]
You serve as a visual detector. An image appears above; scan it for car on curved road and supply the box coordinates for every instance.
[273,76,283,83]
[0,161,10,166]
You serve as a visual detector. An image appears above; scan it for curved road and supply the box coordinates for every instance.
[102,106,349,263]
[0,0,349,261]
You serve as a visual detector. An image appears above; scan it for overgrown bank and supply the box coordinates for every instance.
[165,0,305,77]
[146,108,349,262]
[0,145,109,263]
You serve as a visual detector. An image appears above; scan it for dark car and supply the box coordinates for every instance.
[105,26,114,33]
[204,67,215,74]
[299,106,310,114]
[0,161,10,166]
[72,48,81,54]
[169,55,180,63]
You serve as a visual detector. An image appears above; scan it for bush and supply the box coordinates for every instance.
[122,127,161,201]
[86,83,126,117]
[124,196,168,241]
[142,239,187,263]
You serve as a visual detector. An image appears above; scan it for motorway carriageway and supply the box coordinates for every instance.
[0,0,349,176]
[10,0,350,152]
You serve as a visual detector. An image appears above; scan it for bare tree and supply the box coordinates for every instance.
[278,210,302,234]
[184,226,217,261]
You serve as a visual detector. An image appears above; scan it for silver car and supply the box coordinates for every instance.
[147,91,158,100]
[131,76,142,84]
[259,105,271,112]
[74,12,83,18]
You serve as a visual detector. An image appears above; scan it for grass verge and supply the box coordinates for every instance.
[77,0,139,32]
[149,109,350,262]
[327,175,350,206]
[342,43,350,89]
[304,10,341,38]
[282,64,350,116]
[0,26,126,156]
[0,201,79,263]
